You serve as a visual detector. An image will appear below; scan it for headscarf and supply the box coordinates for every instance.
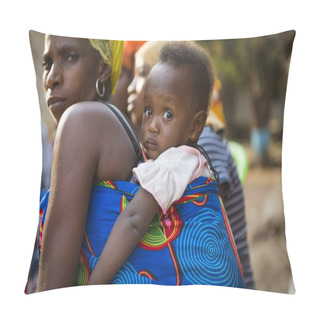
[122,41,146,72]
[89,39,124,95]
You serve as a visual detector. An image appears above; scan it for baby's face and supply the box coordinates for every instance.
[142,62,195,160]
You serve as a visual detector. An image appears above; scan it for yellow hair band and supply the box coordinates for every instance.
[89,39,124,95]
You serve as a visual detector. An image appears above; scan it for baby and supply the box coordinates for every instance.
[88,42,244,287]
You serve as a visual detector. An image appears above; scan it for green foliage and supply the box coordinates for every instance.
[197,31,294,100]
[196,31,295,135]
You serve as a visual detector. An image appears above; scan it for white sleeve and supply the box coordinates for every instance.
[132,146,211,213]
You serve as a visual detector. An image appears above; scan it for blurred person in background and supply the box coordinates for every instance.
[109,41,146,116]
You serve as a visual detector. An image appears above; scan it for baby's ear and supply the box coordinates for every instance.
[190,110,207,142]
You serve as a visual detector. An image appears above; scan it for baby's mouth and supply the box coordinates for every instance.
[145,138,158,150]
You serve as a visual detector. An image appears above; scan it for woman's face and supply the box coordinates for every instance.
[127,55,151,127]
[42,35,102,122]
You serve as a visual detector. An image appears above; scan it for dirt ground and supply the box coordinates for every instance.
[242,146,294,294]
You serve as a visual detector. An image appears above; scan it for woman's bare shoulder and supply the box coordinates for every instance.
[59,101,115,127]
[55,101,127,144]
[55,101,137,182]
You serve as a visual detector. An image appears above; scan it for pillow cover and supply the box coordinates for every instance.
[25,30,295,294]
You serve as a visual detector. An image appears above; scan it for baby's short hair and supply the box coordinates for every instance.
[159,41,214,112]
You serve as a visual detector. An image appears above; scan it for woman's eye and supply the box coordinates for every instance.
[65,54,79,63]
[138,70,146,77]
[42,58,52,71]
[144,108,152,116]
[163,111,173,120]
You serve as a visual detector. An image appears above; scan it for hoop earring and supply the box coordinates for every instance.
[96,78,105,98]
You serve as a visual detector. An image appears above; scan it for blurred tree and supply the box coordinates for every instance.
[197,30,295,165]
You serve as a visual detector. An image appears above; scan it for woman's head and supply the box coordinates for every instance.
[42,35,123,122]
[89,39,123,99]
[142,42,214,160]
[127,41,170,130]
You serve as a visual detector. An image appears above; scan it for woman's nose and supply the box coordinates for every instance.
[45,63,62,89]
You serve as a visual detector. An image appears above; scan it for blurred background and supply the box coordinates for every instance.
[197,30,295,293]
[30,30,295,293]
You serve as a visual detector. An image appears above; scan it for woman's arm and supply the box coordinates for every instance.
[88,187,158,285]
[36,106,99,291]
[36,103,135,292]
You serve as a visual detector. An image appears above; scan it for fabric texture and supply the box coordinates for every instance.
[199,126,255,289]
[89,39,124,95]
[39,177,244,287]
[132,146,211,213]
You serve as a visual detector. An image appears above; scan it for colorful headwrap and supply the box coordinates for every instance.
[122,41,146,72]
[89,39,124,95]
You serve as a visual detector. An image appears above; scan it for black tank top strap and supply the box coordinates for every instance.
[100,101,142,168]
[189,142,220,185]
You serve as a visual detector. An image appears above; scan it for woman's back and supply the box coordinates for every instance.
[71,176,244,287]
[54,101,139,183]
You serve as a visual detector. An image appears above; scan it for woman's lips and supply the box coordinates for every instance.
[47,96,66,109]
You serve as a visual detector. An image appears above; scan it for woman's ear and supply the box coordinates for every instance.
[190,110,207,143]
[99,61,111,83]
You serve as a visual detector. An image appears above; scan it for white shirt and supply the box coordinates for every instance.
[132,145,211,214]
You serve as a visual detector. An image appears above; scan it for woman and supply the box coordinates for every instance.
[33,35,245,292]
[35,34,147,291]
[34,35,210,292]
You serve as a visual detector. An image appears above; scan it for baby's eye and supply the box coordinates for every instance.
[144,107,152,117]
[163,111,173,120]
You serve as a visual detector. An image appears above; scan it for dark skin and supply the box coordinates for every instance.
[42,35,108,123]
[88,62,207,285]
[141,62,207,159]
[36,36,156,292]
